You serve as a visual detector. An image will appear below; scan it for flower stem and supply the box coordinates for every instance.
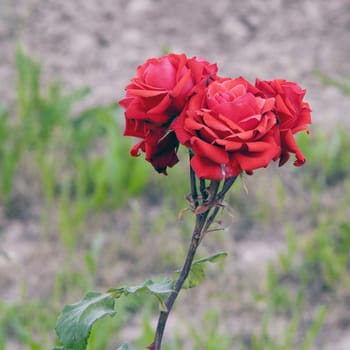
[151,174,238,350]
[152,211,209,350]
[201,176,237,236]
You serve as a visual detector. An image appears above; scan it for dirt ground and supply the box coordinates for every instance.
[1,0,350,349]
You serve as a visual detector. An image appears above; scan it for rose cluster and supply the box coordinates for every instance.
[119,53,311,180]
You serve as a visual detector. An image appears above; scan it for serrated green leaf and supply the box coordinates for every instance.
[116,343,133,350]
[55,291,116,350]
[174,251,228,289]
[109,279,173,311]
[55,280,172,349]
[184,263,206,289]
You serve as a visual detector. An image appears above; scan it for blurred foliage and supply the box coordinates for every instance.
[316,71,350,95]
[296,127,350,187]
[0,299,55,350]
[0,48,152,248]
[3,48,152,206]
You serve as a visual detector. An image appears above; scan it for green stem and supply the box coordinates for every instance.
[201,176,237,236]
[152,211,209,350]
[151,175,238,350]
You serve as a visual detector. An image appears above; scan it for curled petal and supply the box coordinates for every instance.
[130,140,146,157]
[184,117,219,142]
[279,129,306,167]
[124,119,146,138]
[190,155,225,180]
[235,141,280,171]
[147,94,172,114]
[191,137,229,164]
[202,112,233,136]
[172,69,192,96]
[215,139,242,151]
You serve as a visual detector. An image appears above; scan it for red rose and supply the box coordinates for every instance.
[255,79,312,166]
[172,77,281,180]
[119,53,218,174]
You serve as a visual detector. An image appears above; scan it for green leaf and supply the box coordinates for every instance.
[55,291,116,350]
[108,279,173,311]
[116,344,133,350]
[183,263,206,289]
[193,251,228,265]
[55,280,172,350]
[174,251,228,289]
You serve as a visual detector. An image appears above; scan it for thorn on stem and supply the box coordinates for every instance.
[147,342,155,350]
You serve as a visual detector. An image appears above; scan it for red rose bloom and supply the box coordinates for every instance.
[119,53,218,174]
[255,79,312,166]
[172,77,281,180]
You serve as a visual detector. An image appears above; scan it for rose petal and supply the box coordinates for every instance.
[124,119,146,138]
[191,137,229,164]
[130,140,146,157]
[212,94,259,122]
[216,113,244,133]
[235,142,280,171]
[222,160,241,178]
[172,69,192,96]
[187,57,218,84]
[244,141,275,153]
[215,139,242,151]
[190,155,224,180]
[275,94,294,117]
[280,129,306,166]
[185,118,219,142]
[126,88,168,97]
[202,112,233,135]
[148,94,172,114]
[145,132,179,174]
[143,58,176,89]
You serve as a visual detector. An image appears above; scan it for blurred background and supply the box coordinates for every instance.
[0,0,350,349]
